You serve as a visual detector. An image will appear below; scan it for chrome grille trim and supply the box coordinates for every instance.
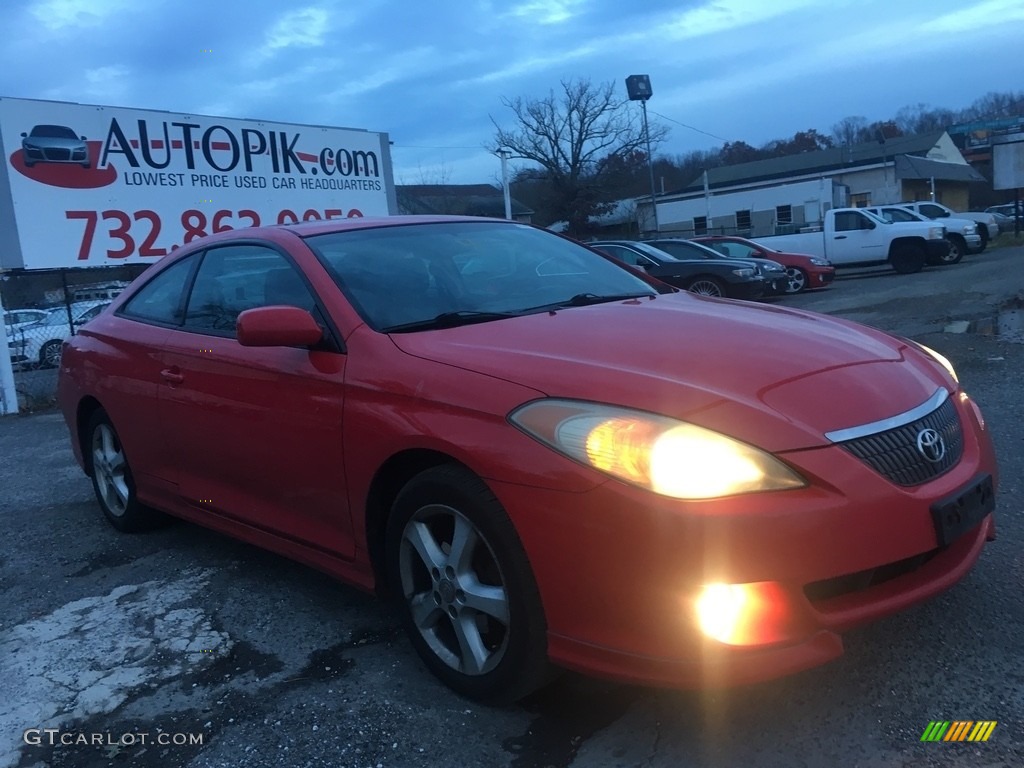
[824,388,949,443]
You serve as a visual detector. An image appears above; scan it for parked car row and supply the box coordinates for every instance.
[4,300,110,368]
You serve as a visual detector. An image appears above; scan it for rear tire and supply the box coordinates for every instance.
[385,465,552,703]
[39,340,62,368]
[86,409,168,532]
[890,243,926,274]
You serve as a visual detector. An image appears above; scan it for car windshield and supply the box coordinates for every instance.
[655,240,722,260]
[305,221,657,332]
[29,125,77,139]
[630,242,680,261]
[876,208,919,223]
[861,209,890,225]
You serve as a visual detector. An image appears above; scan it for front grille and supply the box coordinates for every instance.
[837,396,962,486]
[45,148,71,161]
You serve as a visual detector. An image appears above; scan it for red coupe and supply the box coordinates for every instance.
[57,217,997,703]
[693,235,836,294]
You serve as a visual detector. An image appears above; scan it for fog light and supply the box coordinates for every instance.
[695,582,790,646]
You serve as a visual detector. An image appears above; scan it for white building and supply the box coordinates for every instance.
[638,131,985,237]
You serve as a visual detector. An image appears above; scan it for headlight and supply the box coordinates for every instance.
[964,224,977,234]
[928,226,945,240]
[809,258,829,266]
[731,268,755,278]
[509,400,807,499]
[912,342,958,383]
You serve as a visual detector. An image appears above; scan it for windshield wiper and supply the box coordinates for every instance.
[383,310,521,333]
[558,292,656,307]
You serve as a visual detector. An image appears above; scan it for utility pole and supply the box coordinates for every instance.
[498,149,512,220]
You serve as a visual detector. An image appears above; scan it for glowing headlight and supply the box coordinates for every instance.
[509,400,806,499]
[913,342,959,383]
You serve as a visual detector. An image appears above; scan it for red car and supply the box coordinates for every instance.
[693,235,836,294]
[57,217,997,703]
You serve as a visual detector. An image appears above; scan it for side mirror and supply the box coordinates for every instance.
[80,135,87,140]
[20,132,27,138]
[237,306,324,348]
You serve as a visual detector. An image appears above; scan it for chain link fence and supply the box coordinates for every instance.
[1,265,150,412]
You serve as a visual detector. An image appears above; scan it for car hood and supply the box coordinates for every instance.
[389,294,948,452]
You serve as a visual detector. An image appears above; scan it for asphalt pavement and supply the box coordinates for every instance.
[1,244,1023,768]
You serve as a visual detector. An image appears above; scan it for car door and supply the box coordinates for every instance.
[104,255,199,498]
[157,242,354,558]
[829,211,885,263]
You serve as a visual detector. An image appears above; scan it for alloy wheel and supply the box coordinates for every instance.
[398,504,510,676]
[784,267,807,293]
[689,280,723,297]
[91,423,129,517]
[42,341,62,368]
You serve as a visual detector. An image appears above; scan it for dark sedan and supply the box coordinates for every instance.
[691,235,836,294]
[646,238,789,295]
[590,240,766,300]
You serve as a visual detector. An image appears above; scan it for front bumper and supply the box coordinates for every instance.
[728,278,767,301]
[494,391,997,689]
[808,266,836,289]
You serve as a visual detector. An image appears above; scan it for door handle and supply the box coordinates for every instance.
[834,235,847,239]
[160,368,185,384]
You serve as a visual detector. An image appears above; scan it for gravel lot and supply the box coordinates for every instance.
[2,244,1023,768]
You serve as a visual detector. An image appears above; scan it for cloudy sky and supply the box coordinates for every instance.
[2,0,1022,186]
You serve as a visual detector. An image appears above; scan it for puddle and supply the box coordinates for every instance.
[998,308,1024,343]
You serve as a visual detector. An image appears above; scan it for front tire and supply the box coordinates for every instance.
[385,465,551,703]
[686,277,725,297]
[890,243,926,274]
[976,227,989,252]
[937,236,965,265]
[86,410,167,532]
[783,267,808,294]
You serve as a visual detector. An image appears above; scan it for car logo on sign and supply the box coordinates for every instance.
[916,428,946,463]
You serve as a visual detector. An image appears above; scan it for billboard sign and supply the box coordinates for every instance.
[0,97,395,269]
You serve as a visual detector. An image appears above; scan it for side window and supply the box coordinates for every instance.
[919,204,947,218]
[834,212,864,232]
[184,245,316,337]
[121,255,198,325]
[596,245,639,266]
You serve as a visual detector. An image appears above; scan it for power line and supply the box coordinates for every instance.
[392,144,485,151]
[648,110,730,143]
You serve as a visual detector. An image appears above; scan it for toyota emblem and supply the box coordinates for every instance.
[916,428,946,463]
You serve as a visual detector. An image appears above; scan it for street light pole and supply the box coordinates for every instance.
[641,99,658,234]
[625,75,658,235]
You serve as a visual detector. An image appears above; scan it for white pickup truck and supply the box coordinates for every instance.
[864,205,980,263]
[898,201,999,250]
[752,208,949,274]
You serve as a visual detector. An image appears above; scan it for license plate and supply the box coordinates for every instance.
[931,474,995,547]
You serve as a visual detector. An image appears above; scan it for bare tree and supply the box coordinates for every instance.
[831,116,868,146]
[491,79,668,235]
